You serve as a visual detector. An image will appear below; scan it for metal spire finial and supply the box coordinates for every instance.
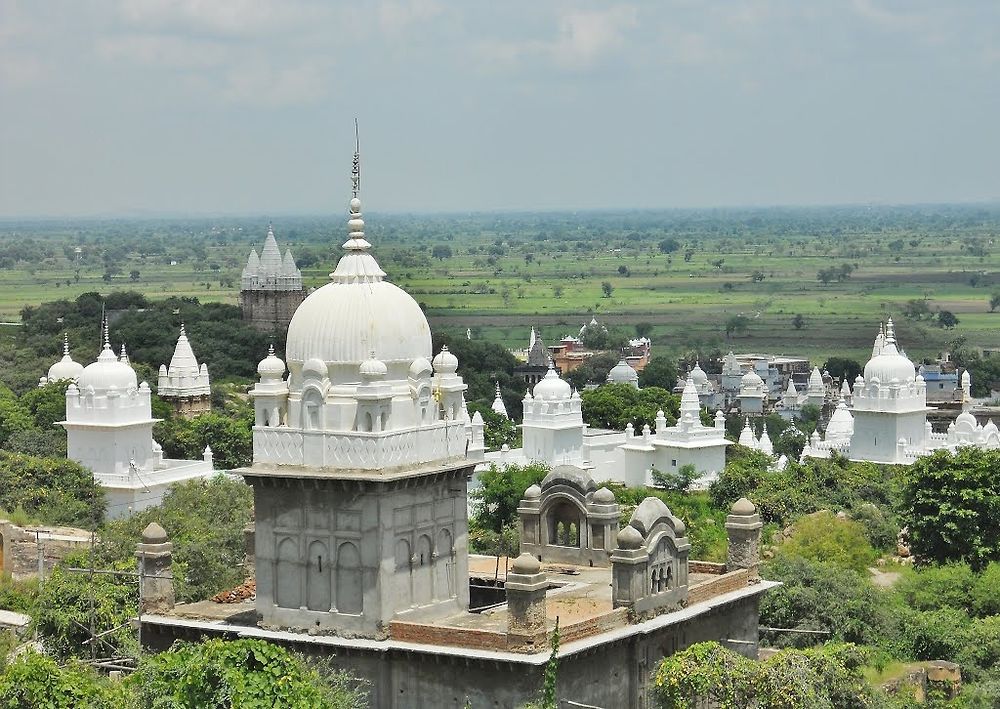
[352,117,361,198]
[63,332,69,356]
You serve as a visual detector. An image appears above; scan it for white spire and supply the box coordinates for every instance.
[679,377,700,420]
[738,418,757,449]
[491,382,509,419]
[119,343,130,365]
[63,332,70,356]
[159,323,210,398]
[330,120,386,285]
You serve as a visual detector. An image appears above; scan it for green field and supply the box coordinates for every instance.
[2,205,999,366]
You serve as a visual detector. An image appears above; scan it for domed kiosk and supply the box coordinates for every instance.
[241,143,481,635]
[848,319,931,464]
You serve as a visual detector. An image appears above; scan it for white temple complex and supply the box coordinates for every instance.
[59,326,213,518]
[803,319,1000,463]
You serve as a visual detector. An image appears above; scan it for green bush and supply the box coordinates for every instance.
[94,475,253,603]
[970,563,1000,617]
[127,638,367,708]
[895,563,976,613]
[777,511,877,573]
[760,556,900,650]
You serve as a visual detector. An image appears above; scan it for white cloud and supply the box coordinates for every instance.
[475,5,639,72]
[114,0,324,37]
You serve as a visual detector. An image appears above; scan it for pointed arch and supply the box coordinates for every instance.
[306,539,331,611]
[275,537,300,609]
[335,542,363,614]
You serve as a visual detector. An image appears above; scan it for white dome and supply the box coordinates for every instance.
[286,190,430,372]
[863,324,914,384]
[607,359,638,384]
[286,280,430,368]
[741,370,764,388]
[360,355,388,379]
[48,355,84,382]
[825,401,854,440]
[956,411,978,428]
[533,364,571,400]
[257,346,286,377]
[78,345,138,392]
[690,362,708,386]
[432,345,459,373]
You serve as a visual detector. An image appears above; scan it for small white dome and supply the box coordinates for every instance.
[48,355,84,382]
[533,364,571,400]
[78,345,138,392]
[409,357,432,378]
[257,346,286,377]
[690,362,708,386]
[432,345,459,374]
[825,401,854,440]
[741,370,764,388]
[607,359,639,384]
[956,411,978,428]
[360,355,388,379]
[863,320,915,385]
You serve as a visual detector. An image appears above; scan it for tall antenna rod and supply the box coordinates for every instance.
[352,118,361,198]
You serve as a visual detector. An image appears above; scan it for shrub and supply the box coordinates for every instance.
[760,556,898,649]
[970,563,1000,617]
[777,511,877,573]
[895,563,976,613]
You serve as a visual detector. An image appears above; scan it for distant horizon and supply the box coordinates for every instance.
[3,198,1000,225]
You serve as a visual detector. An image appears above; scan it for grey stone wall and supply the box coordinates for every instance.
[143,593,762,709]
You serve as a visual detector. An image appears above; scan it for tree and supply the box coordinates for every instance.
[776,511,876,573]
[651,641,884,709]
[0,652,121,707]
[937,310,960,329]
[431,244,452,260]
[94,475,254,603]
[154,408,253,470]
[724,314,750,339]
[637,356,678,391]
[822,357,862,384]
[468,403,518,450]
[0,385,33,449]
[658,238,680,254]
[129,269,141,281]
[580,384,677,431]
[564,351,619,390]
[902,298,932,320]
[792,313,805,330]
[817,268,835,285]
[990,293,1000,312]
[0,452,105,528]
[751,270,765,283]
[634,322,654,338]
[651,463,699,493]
[128,638,367,708]
[552,285,564,299]
[470,462,549,534]
[601,281,613,298]
[901,448,1000,569]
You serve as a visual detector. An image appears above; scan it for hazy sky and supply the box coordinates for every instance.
[2,0,999,217]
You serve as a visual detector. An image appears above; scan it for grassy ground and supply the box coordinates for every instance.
[2,206,999,365]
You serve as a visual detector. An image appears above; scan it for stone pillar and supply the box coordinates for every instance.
[725,498,763,578]
[136,522,174,614]
[610,525,648,609]
[506,553,548,645]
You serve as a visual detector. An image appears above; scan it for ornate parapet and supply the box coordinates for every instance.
[610,497,690,613]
